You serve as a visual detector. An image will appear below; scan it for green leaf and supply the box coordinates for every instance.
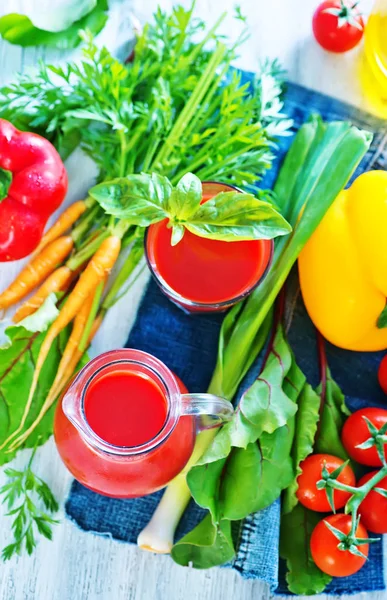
[280,504,332,595]
[282,383,321,514]
[0,167,12,203]
[171,514,235,569]
[196,325,298,465]
[90,173,171,224]
[0,318,88,465]
[314,369,350,460]
[187,324,298,523]
[168,173,202,220]
[0,0,108,49]
[185,191,291,242]
[377,304,387,328]
[16,293,59,333]
[221,428,294,520]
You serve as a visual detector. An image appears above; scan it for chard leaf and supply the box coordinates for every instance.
[168,173,202,220]
[185,191,291,241]
[0,320,88,465]
[0,0,108,49]
[314,369,350,460]
[282,383,321,515]
[197,325,298,464]
[187,325,298,524]
[280,504,332,595]
[220,428,294,520]
[171,514,235,569]
[17,294,59,333]
[90,173,171,224]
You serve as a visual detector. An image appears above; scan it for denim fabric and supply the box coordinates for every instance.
[66,75,387,595]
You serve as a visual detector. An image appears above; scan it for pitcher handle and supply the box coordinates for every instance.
[180,393,234,430]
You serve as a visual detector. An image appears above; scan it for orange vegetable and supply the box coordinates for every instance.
[1,235,121,451]
[13,266,73,323]
[34,201,87,254]
[0,236,74,311]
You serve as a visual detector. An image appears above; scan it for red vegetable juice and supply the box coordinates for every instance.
[84,371,168,447]
[54,350,196,498]
[145,182,273,312]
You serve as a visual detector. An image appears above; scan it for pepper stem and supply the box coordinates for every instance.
[0,167,12,202]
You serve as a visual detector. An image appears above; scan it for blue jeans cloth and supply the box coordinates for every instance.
[65,75,387,595]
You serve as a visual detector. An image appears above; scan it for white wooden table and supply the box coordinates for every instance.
[0,0,385,599]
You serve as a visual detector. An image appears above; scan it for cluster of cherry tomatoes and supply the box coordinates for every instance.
[296,407,387,578]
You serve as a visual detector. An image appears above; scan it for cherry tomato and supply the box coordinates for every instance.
[312,1,364,53]
[378,355,387,394]
[310,514,369,577]
[342,408,387,466]
[358,471,387,534]
[296,454,355,512]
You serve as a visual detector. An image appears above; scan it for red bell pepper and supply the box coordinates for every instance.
[0,119,68,261]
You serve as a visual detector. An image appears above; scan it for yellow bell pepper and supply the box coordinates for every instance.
[298,170,387,352]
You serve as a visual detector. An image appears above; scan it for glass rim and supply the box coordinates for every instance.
[63,349,181,457]
[144,180,275,309]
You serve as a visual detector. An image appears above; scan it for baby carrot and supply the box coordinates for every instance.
[13,266,73,323]
[9,312,104,451]
[34,201,87,254]
[0,235,121,452]
[0,236,74,311]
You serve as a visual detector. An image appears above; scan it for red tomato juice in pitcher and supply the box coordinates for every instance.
[54,350,196,498]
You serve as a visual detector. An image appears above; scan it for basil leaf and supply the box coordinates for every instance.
[185,191,291,241]
[0,0,108,49]
[282,383,321,515]
[171,224,185,246]
[280,504,332,595]
[0,167,12,203]
[314,369,350,460]
[90,173,171,225]
[171,514,235,569]
[168,173,202,220]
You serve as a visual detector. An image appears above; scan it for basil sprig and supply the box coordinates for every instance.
[90,172,291,245]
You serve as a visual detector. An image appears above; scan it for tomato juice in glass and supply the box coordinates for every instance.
[54,349,233,498]
[145,182,274,313]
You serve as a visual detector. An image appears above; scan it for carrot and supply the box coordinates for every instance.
[0,235,121,452]
[9,313,104,452]
[13,266,73,323]
[34,201,87,254]
[0,236,74,311]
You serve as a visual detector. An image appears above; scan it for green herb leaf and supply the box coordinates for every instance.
[90,173,171,224]
[185,191,291,242]
[168,173,202,221]
[0,167,12,203]
[1,447,59,560]
[282,383,321,514]
[280,504,332,595]
[0,0,108,49]
[16,293,59,333]
[314,369,350,460]
[171,514,235,569]
[377,304,387,328]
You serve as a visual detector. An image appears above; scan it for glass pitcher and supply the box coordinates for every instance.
[361,0,387,117]
[54,349,233,498]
